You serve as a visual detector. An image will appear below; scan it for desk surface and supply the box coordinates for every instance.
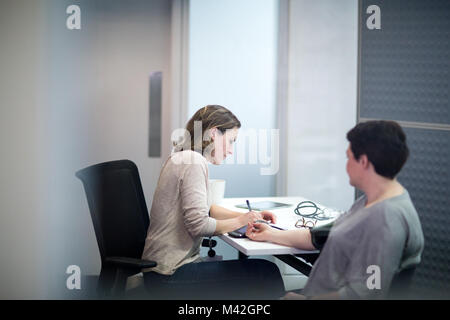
[218,196,339,256]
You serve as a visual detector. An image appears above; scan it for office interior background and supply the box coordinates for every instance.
[0,0,448,299]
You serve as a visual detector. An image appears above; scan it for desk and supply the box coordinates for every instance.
[218,196,339,276]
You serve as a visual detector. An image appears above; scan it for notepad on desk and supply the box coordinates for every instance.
[235,201,292,211]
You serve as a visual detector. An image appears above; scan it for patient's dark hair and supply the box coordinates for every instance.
[346,120,409,179]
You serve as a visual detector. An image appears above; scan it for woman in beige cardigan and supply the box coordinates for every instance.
[142,105,284,299]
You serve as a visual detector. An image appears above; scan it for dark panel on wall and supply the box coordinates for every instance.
[148,72,162,157]
[397,127,450,293]
[360,0,450,124]
[359,0,450,296]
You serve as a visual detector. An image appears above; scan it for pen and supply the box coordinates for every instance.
[246,200,252,212]
[269,225,284,230]
[254,219,285,230]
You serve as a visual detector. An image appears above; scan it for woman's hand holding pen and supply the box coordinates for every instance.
[238,200,277,235]
[240,210,263,225]
[259,210,276,224]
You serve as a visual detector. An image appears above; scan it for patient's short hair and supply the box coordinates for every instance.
[347,120,409,179]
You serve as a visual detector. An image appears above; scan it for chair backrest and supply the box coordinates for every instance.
[76,160,150,264]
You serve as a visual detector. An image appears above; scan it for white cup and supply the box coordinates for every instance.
[208,179,226,205]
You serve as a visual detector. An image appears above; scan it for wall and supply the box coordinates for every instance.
[281,0,358,289]
[0,0,48,299]
[188,0,279,197]
[286,0,358,211]
[0,0,172,298]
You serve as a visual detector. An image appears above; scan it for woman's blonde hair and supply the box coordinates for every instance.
[173,105,241,154]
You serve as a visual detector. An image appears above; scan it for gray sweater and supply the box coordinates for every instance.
[302,190,424,299]
[142,150,216,275]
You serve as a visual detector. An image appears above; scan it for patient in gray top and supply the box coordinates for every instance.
[246,120,424,299]
[302,190,423,299]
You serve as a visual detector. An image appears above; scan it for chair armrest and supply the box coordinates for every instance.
[105,256,157,269]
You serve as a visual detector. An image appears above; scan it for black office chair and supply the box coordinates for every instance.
[76,159,217,298]
[76,159,157,298]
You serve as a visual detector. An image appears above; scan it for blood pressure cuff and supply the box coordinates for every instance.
[310,221,335,250]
